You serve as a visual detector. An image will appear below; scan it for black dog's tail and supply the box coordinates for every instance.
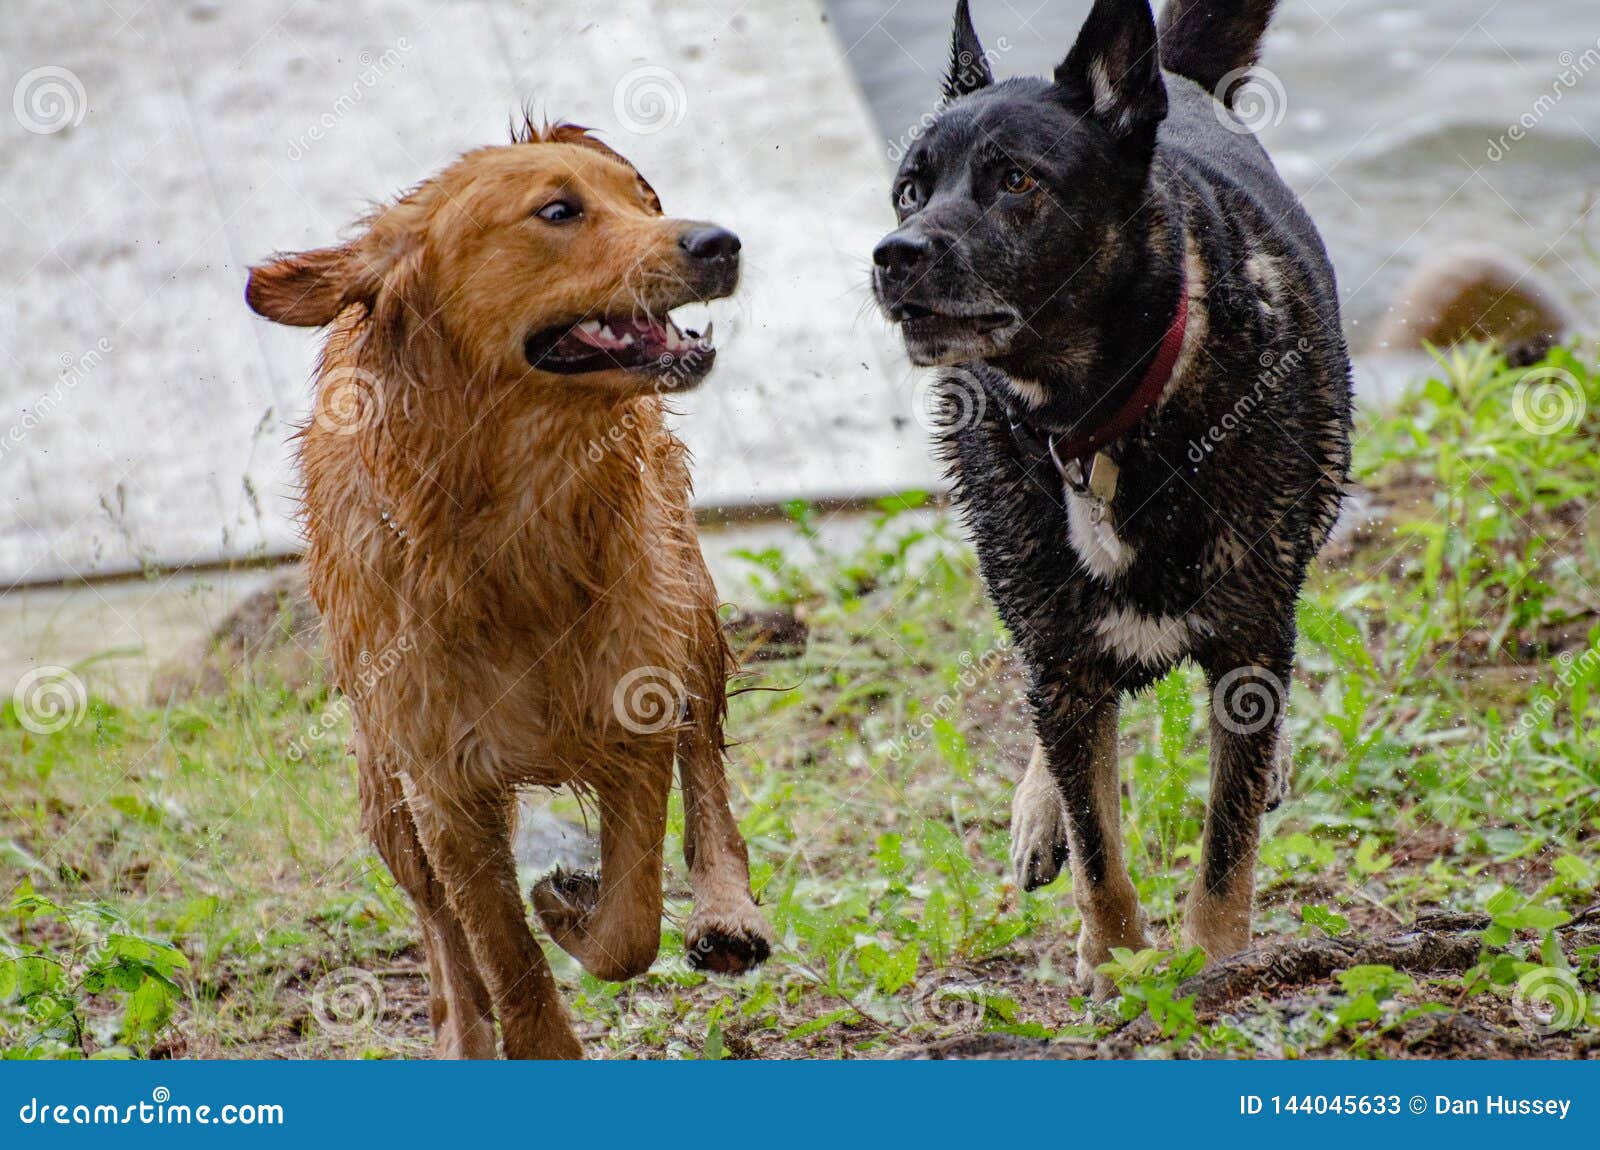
[1157,0,1278,106]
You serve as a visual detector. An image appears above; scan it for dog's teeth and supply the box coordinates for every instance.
[618,333,634,347]
[577,320,601,335]
[702,319,714,343]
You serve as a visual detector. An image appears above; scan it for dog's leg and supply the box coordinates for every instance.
[531,752,672,982]
[361,756,495,1059]
[1038,688,1147,997]
[1010,738,1070,891]
[1183,656,1291,960]
[406,780,582,1060]
[678,688,773,974]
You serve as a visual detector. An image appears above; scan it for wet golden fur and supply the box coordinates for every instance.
[247,123,771,1059]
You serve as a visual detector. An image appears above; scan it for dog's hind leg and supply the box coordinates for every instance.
[531,749,673,982]
[360,751,495,1059]
[406,775,582,1059]
[678,683,773,975]
[1010,738,1070,891]
[1183,654,1292,960]
[1037,686,1148,997]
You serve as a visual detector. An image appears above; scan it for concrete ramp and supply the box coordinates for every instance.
[0,0,932,586]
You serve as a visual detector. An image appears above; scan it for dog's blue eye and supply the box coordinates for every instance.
[536,200,581,223]
[895,181,920,214]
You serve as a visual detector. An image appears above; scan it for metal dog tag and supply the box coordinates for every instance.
[1087,452,1119,504]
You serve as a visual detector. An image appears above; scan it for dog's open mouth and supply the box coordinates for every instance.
[524,313,715,385]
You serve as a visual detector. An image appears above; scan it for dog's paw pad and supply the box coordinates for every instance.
[530,868,600,932]
[687,926,771,975]
[1015,836,1069,892]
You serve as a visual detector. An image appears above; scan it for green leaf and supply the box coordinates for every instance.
[856,941,918,995]
[119,975,176,1046]
[784,1007,858,1040]
[1302,904,1351,938]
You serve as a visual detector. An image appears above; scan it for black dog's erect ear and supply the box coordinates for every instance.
[943,0,993,101]
[1056,0,1167,144]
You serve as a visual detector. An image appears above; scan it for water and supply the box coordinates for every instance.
[822,0,1600,343]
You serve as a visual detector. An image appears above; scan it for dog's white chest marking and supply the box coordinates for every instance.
[1093,607,1195,666]
[1062,452,1133,579]
[1065,486,1133,579]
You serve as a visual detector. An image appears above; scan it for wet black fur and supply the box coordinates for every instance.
[873,1,1352,902]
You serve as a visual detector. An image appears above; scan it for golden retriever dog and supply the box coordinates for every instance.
[246,119,773,1059]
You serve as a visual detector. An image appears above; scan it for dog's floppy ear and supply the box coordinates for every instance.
[246,244,377,328]
[1056,0,1167,145]
[943,0,993,101]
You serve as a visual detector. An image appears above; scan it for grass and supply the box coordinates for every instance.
[3,346,1599,1059]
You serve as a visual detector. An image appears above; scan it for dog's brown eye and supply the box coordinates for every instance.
[1002,169,1035,195]
[535,199,581,223]
[895,180,920,214]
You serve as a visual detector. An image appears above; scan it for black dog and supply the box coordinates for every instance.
[872,0,1351,991]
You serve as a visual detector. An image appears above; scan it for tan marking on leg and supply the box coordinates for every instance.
[1056,700,1148,997]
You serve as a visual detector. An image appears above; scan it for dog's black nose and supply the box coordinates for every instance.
[873,232,931,278]
[679,226,741,260]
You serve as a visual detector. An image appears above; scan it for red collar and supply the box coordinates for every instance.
[1042,273,1189,467]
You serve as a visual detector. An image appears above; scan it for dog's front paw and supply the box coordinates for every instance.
[1074,925,1120,1000]
[530,867,600,943]
[1010,764,1069,891]
[1074,904,1150,999]
[1181,898,1252,963]
[685,903,773,975]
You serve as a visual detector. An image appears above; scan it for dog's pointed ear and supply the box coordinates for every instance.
[1055,0,1167,145]
[246,244,375,327]
[943,0,993,101]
